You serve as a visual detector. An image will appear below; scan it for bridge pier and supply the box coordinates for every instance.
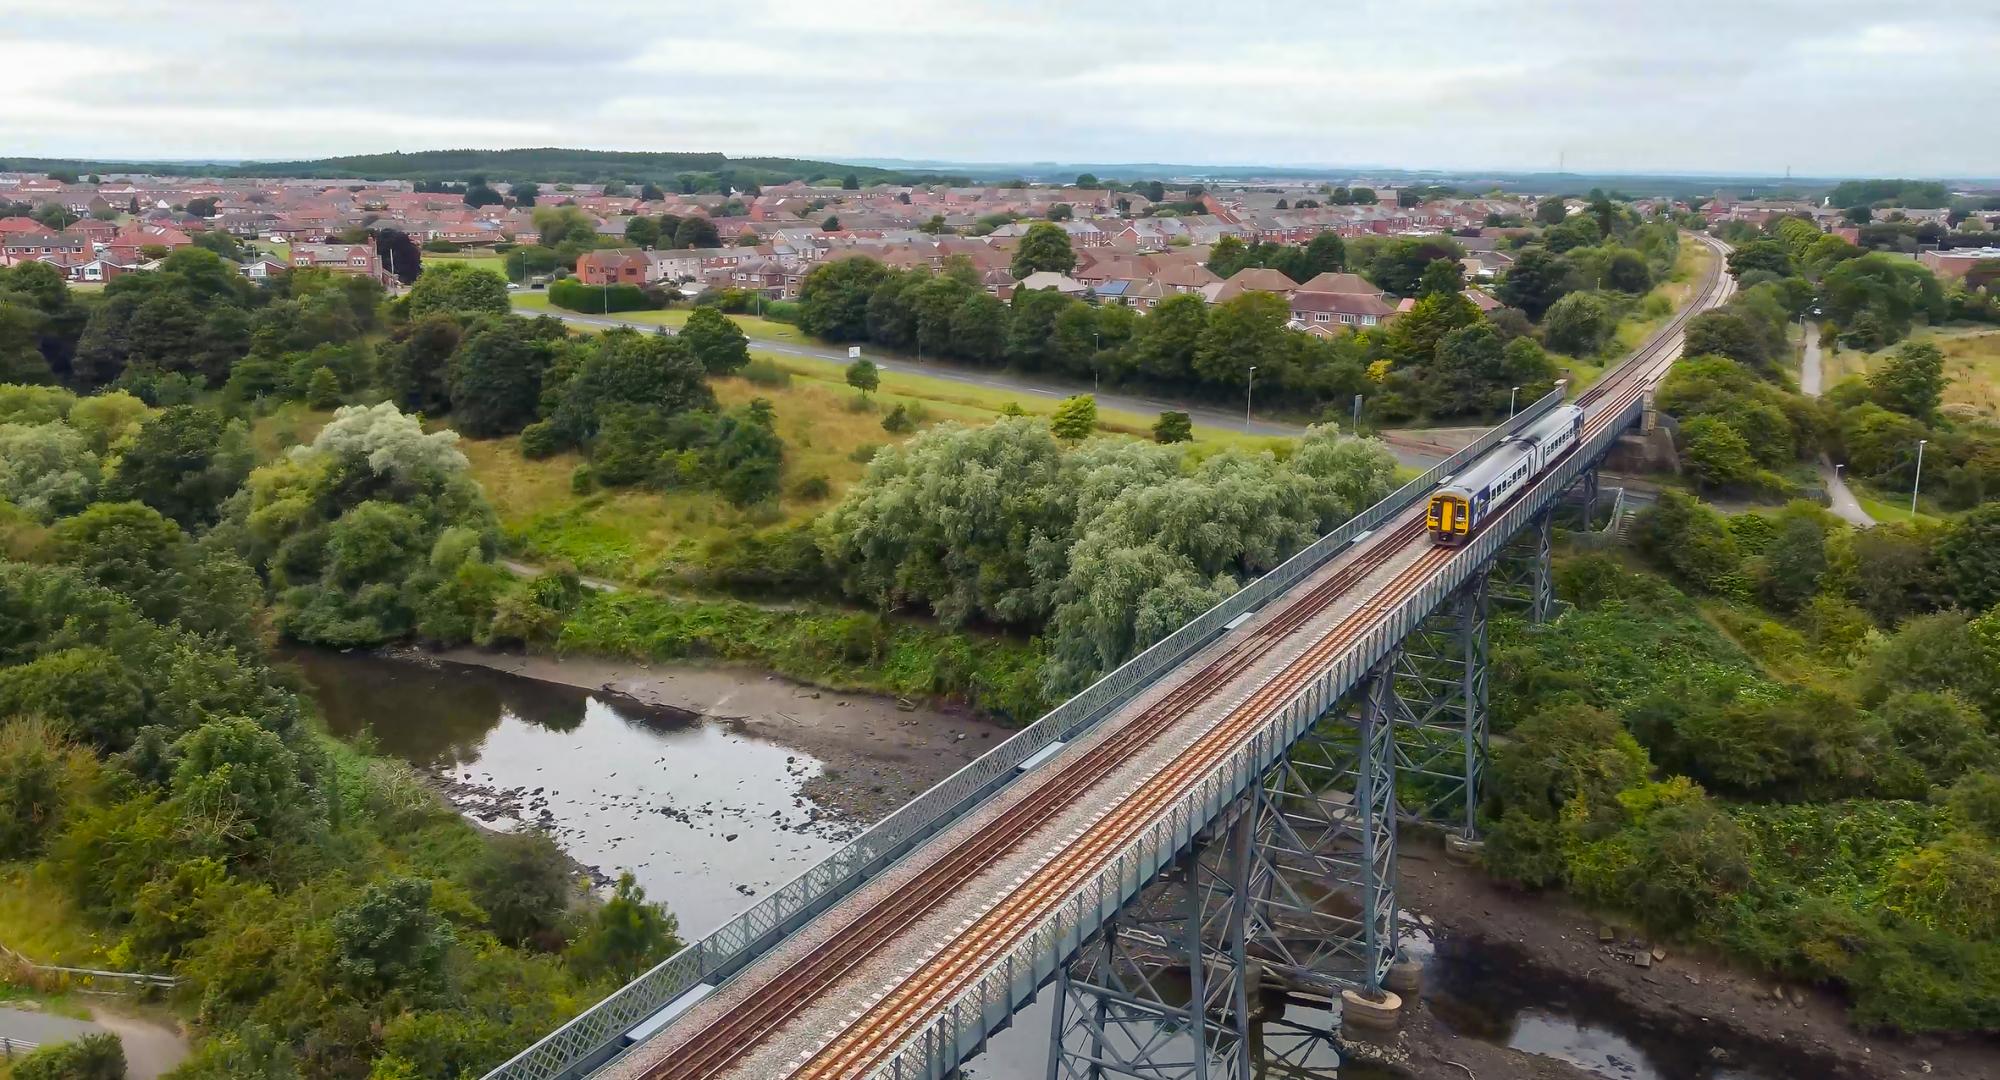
[1048,657,1405,1079]
[1391,567,1490,837]
[1491,506,1554,623]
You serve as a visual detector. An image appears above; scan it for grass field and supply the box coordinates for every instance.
[0,866,109,968]
[425,250,508,278]
[1824,327,2000,418]
[510,292,815,345]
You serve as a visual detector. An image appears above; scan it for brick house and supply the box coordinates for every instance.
[575,249,649,286]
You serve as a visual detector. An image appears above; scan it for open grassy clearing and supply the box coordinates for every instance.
[1824,327,2000,418]
[0,866,110,969]
[510,292,814,345]
[423,250,508,278]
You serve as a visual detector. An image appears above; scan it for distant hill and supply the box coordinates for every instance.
[0,148,970,188]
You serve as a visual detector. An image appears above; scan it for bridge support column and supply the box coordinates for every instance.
[1576,468,1600,532]
[1492,507,1554,624]
[1243,652,1401,997]
[1047,816,1252,1080]
[1391,568,1490,837]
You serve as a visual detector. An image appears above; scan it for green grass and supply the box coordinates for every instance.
[0,866,111,968]
[1826,327,2000,419]
[1547,238,1714,396]
[426,251,507,278]
[510,294,814,345]
[1853,491,1946,527]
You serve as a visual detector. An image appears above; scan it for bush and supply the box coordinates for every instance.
[518,420,563,460]
[880,403,915,434]
[740,357,792,388]
[14,1032,127,1080]
[547,278,662,314]
[791,474,832,501]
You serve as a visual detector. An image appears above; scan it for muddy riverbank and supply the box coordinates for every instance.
[1398,836,1995,1080]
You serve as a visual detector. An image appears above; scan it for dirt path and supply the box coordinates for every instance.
[1398,838,1996,1080]
[1802,321,1875,527]
[89,1007,188,1080]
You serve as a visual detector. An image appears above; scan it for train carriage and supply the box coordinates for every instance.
[1426,405,1584,546]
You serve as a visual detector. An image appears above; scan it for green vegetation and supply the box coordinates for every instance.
[0,149,962,190]
[1486,543,2000,1033]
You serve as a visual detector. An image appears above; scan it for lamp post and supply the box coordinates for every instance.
[1245,365,1257,431]
[1911,439,1928,515]
[1508,385,1521,419]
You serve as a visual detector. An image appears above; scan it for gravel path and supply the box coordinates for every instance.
[1801,321,1875,527]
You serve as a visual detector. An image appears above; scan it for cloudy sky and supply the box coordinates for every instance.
[5,0,1997,176]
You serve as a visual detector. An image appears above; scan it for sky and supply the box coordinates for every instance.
[4,0,1999,177]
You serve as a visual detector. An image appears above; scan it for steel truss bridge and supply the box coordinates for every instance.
[486,234,1733,1080]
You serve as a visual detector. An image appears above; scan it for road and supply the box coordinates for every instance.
[1801,321,1875,526]
[0,1006,187,1079]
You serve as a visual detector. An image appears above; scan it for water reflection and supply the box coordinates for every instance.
[288,648,847,935]
[1428,937,1783,1080]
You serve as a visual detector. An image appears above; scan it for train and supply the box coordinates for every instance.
[1426,405,1585,546]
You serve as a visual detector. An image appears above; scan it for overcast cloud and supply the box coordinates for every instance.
[4,0,1997,176]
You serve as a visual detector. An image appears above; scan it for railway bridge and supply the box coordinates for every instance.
[487,234,1733,1080]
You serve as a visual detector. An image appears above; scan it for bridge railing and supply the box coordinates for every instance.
[483,391,1565,1080]
[867,391,1648,1080]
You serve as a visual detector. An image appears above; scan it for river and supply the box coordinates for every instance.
[292,649,1801,1080]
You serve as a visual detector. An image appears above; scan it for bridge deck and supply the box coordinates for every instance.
[604,512,1430,1079]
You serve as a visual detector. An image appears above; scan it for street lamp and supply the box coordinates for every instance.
[1911,439,1928,515]
[1244,365,1257,431]
[1508,385,1521,419]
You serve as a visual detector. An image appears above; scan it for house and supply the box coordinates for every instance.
[1918,247,2000,282]
[575,249,650,286]
[239,256,290,280]
[72,255,139,283]
[1210,267,1301,303]
[1013,271,1090,297]
[1287,289,1397,328]
[1,232,88,265]
[646,250,704,283]
[290,243,387,281]
[0,217,50,238]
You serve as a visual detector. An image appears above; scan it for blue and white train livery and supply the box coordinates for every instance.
[1426,405,1585,545]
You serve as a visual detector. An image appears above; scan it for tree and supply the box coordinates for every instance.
[1205,236,1250,279]
[1758,513,1829,611]
[681,305,750,375]
[567,872,680,981]
[530,205,595,251]
[841,173,861,191]
[1011,222,1077,278]
[1727,240,1795,280]
[543,329,714,446]
[469,832,573,949]
[1132,294,1208,383]
[0,421,98,522]
[1193,292,1290,386]
[1075,173,1099,188]
[0,717,94,861]
[673,215,720,249]
[332,876,454,1000]
[798,257,891,342]
[1416,257,1464,298]
[1541,291,1616,356]
[1844,204,1872,225]
[463,179,504,207]
[821,215,841,231]
[1870,340,1946,421]
[447,319,547,437]
[1302,232,1345,276]
[624,216,660,248]
[383,312,463,415]
[1680,416,1758,489]
[170,716,316,854]
[1152,411,1193,444]
[1050,395,1098,441]
[509,182,539,207]
[1536,197,1570,226]
[845,357,879,398]
[1046,203,1074,222]
[950,292,1007,365]
[1937,505,2000,611]
[406,262,509,318]
[102,406,250,530]
[1683,309,1772,371]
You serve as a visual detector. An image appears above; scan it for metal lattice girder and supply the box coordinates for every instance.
[1390,569,1490,836]
[1491,506,1554,623]
[1243,654,1400,997]
[1048,817,1253,1080]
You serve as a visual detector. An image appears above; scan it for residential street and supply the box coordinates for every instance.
[1801,322,1876,527]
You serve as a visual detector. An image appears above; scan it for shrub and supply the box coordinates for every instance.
[13,1032,127,1080]
[547,279,661,314]
[880,403,915,434]
[740,357,792,388]
[518,420,563,460]
[791,474,832,501]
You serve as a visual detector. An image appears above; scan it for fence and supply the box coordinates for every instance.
[0,942,176,995]
[482,389,1567,1080]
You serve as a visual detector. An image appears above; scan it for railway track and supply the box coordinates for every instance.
[635,233,1731,1080]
